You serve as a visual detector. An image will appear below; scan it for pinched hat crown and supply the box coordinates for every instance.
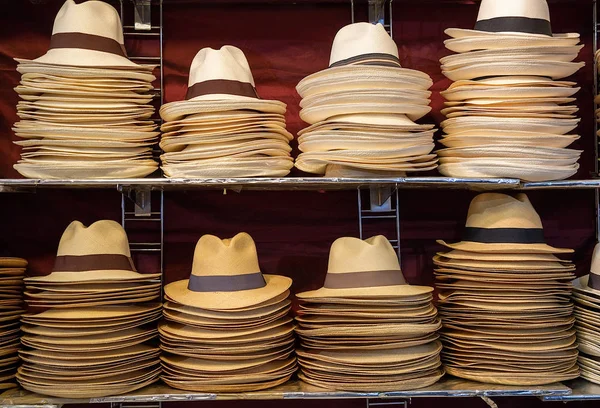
[328,23,401,68]
[32,0,137,67]
[474,0,552,36]
[52,220,137,275]
[187,232,266,292]
[185,46,260,101]
[463,193,546,244]
[324,236,407,289]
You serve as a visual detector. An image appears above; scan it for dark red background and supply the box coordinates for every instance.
[0,0,598,407]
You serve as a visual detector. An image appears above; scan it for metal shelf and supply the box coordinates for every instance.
[541,379,600,401]
[0,378,572,407]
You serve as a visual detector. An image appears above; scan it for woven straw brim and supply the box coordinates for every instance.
[296,283,432,300]
[160,99,286,122]
[444,365,579,386]
[25,271,160,283]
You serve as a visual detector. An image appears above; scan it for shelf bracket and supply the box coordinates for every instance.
[366,398,410,408]
[358,186,401,261]
[132,0,152,31]
[119,187,152,217]
[480,396,498,408]
[350,0,393,36]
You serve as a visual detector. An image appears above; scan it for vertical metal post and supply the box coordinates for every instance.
[594,0,600,243]
[350,0,393,35]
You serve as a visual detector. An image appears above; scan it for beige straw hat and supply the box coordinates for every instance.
[164,233,291,310]
[445,0,578,40]
[26,220,159,283]
[160,46,285,122]
[437,193,573,254]
[297,235,432,299]
[572,243,600,297]
[18,0,139,68]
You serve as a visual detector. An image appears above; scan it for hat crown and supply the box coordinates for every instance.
[191,232,261,277]
[328,235,401,274]
[591,244,600,276]
[52,0,125,45]
[56,220,131,257]
[329,23,399,66]
[465,193,543,230]
[477,0,550,22]
[188,46,256,88]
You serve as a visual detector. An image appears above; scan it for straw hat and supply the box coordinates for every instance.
[296,23,432,95]
[572,243,600,297]
[437,193,573,254]
[160,46,285,122]
[164,233,291,310]
[445,0,578,39]
[297,236,432,299]
[20,0,138,68]
[25,221,158,283]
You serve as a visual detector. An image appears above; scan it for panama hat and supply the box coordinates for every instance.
[440,45,583,66]
[441,85,580,101]
[572,244,600,298]
[297,236,432,300]
[439,134,579,149]
[18,0,139,68]
[437,162,578,182]
[437,193,573,254]
[445,0,578,40]
[160,46,285,122]
[442,60,584,82]
[25,221,159,283]
[164,233,291,310]
[297,23,432,93]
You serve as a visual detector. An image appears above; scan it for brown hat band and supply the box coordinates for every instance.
[188,272,266,292]
[463,227,545,244]
[323,269,406,289]
[49,32,128,57]
[329,53,401,69]
[589,273,600,291]
[53,254,137,272]
[474,16,552,36]
[186,79,259,100]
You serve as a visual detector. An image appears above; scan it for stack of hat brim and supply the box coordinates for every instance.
[17,304,162,398]
[435,246,580,385]
[0,258,27,390]
[295,289,444,391]
[295,64,438,177]
[13,60,159,179]
[18,270,162,397]
[159,104,293,178]
[159,288,296,392]
[571,275,600,385]
[438,28,584,181]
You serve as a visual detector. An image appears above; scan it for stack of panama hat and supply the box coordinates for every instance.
[160,232,296,392]
[0,258,27,390]
[159,46,293,177]
[295,236,443,391]
[12,0,159,179]
[18,220,162,398]
[436,193,580,385]
[438,0,584,181]
[295,23,437,177]
[571,244,600,385]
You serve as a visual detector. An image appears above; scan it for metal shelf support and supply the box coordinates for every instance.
[351,0,393,36]
[358,187,401,261]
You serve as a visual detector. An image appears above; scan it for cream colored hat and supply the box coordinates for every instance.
[160,46,285,122]
[438,193,573,254]
[445,0,578,40]
[296,23,433,95]
[572,243,600,297]
[297,236,432,299]
[22,0,138,68]
[164,233,292,310]
[25,220,159,283]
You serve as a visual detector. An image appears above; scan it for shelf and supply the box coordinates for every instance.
[0,177,520,192]
[0,378,572,407]
[541,379,600,401]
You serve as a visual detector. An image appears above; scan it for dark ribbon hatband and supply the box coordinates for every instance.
[49,32,128,57]
[323,269,406,289]
[589,273,600,291]
[329,53,401,68]
[186,79,260,100]
[188,272,266,292]
[463,227,546,244]
[53,254,137,272]
[474,16,552,36]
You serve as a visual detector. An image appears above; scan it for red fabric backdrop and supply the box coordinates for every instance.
[0,1,598,407]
